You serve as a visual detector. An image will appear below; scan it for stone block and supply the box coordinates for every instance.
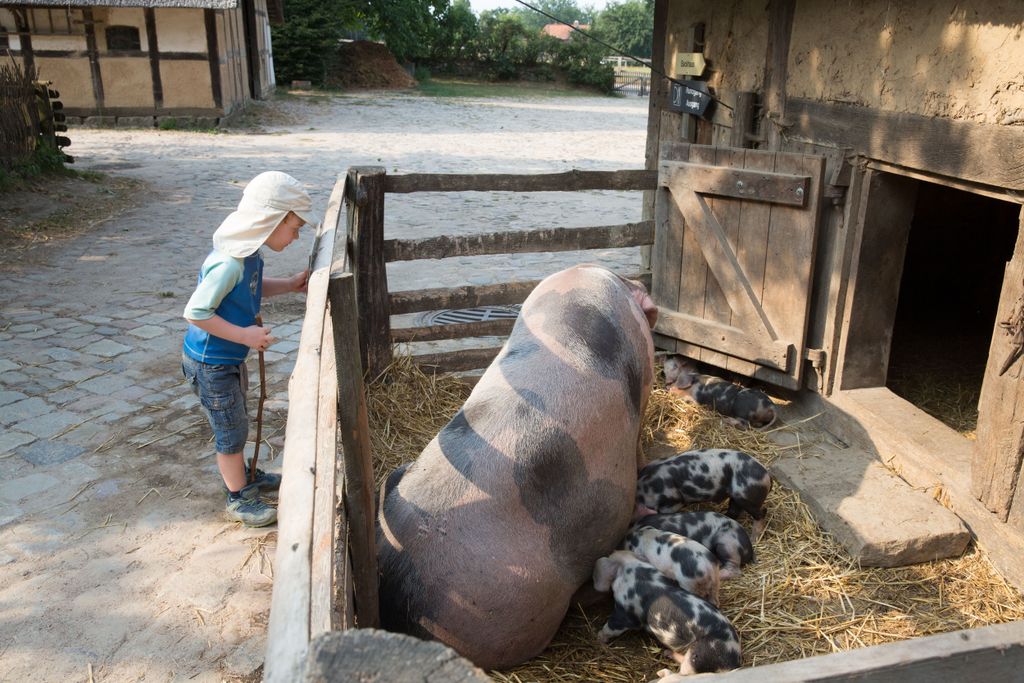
[77,373,135,395]
[80,339,132,357]
[117,115,156,128]
[3,397,50,425]
[0,359,19,373]
[0,472,60,503]
[0,430,35,454]
[128,325,166,339]
[81,116,116,128]
[0,390,28,407]
[13,411,84,439]
[45,347,81,362]
[772,444,970,567]
[18,440,86,466]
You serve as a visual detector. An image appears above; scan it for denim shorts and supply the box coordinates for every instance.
[181,353,248,454]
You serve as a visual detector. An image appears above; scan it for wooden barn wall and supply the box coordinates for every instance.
[254,0,275,96]
[0,6,223,116]
[216,6,250,115]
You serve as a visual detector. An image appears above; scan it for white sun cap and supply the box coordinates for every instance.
[212,171,318,257]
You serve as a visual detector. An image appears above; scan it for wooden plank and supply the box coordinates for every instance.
[411,347,502,374]
[650,143,689,331]
[730,91,757,149]
[725,148,777,376]
[347,167,392,378]
[388,272,651,316]
[263,175,346,683]
[383,169,657,193]
[667,172,779,343]
[309,306,338,637]
[653,308,789,369]
[383,221,654,262]
[788,97,1024,193]
[762,0,795,151]
[699,146,746,370]
[677,145,716,362]
[835,170,918,390]
[391,318,516,343]
[640,0,670,272]
[756,151,824,382]
[866,159,1024,206]
[659,160,809,206]
[706,619,1024,682]
[975,214,1024,520]
[328,272,380,628]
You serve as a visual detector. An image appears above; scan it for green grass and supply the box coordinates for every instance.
[416,77,604,99]
[0,144,92,194]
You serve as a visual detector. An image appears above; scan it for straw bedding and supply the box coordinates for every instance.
[366,356,1024,682]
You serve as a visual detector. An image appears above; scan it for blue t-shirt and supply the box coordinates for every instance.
[182,250,263,364]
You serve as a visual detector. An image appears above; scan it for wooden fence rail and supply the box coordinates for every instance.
[348,167,660,378]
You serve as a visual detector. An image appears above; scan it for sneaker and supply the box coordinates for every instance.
[226,485,277,527]
[220,465,282,495]
[248,466,281,492]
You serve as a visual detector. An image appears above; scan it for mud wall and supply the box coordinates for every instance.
[664,0,1024,125]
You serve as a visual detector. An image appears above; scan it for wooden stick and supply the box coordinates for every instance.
[250,314,268,484]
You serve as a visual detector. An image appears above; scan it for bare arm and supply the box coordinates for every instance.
[186,315,275,351]
[263,270,308,298]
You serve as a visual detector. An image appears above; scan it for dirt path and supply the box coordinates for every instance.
[0,90,647,682]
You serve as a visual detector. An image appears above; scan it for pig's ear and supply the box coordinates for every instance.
[592,556,622,592]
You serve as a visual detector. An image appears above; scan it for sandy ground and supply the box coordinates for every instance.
[0,89,648,682]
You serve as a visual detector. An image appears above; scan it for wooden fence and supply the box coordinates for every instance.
[347,166,660,379]
[613,68,651,97]
[0,59,40,170]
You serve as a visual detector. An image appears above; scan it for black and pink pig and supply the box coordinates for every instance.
[637,449,772,538]
[663,355,776,429]
[623,525,720,605]
[632,511,755,579]
[593,550,742,675]
[376,264,658,670]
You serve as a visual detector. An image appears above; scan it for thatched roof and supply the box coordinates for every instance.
[7,0,239,8]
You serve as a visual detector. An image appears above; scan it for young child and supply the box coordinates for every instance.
[181,171,315,527]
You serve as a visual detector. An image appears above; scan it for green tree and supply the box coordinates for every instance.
[428,0,479,66]
[363,0,450,64]
[270,0,361,85]
[594,0,653,59]
[553,31,614,91]
[509,0,593,32]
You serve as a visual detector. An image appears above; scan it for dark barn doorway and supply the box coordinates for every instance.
[886,183,1020,437]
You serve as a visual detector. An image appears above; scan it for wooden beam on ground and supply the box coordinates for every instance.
[384,169,657,193]
[788,97,1024,193]
[654,308,790,370]
[383,221,654,262]
[328,271,380,628]
[707,619,1024,682]
[264,175,344,683]
[391,318,516,343]
[388,272,651,316]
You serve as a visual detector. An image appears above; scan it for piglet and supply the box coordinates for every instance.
[637,449,772,538]
[623,525,720,605]
[593,551,741,675]
[633,511,754,579]
[663,355,776,429]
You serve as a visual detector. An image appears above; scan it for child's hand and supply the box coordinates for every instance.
[243,325,276,351]
[291,270,309,293]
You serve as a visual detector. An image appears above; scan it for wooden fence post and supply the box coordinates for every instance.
[346,166,391,378]
[328,272,381,628]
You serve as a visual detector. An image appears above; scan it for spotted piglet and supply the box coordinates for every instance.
[593,551,741,675]
[633,511,754,579]
[623,526,720,605]
[637,449,772,538]
[663,355,776,429]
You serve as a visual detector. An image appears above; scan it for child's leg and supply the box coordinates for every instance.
[218,452,248,492]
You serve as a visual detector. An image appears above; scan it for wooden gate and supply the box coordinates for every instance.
[651,143,827,390]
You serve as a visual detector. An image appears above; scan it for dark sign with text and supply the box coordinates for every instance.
[668,80,714,118]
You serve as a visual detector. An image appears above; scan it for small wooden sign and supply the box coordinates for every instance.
[676,52,706,77]
[668,80,714,119]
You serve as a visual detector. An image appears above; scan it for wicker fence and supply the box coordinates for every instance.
[0,58,40,171]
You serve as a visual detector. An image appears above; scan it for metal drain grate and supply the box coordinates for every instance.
[422,304,521,326]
